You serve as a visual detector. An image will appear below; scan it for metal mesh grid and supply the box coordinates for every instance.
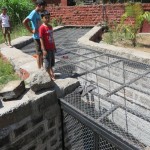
[63,111,120,150]
[57,48,150,149]
[63,112,95,150]
[98,136,119,150]
[53,28,150,150]
[21,27,150,150]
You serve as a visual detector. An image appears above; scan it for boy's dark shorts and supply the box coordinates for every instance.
[33,39,42,55]
[44,51,55,70]
[2,27,11,34]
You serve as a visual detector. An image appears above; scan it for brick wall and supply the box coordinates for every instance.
[47,4,150,32]
[0,91,62,150]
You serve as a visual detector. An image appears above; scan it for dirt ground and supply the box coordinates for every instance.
[113,34,150,53]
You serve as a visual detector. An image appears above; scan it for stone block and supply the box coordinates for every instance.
[29,69,55,93]
[32,116,43,126]
[0,103,31,128]
[0,80,25,100]
[31,91,58,116]
[9,125,44,149]
[14,123,28,137]
[54,78,80,98]
[28,145,36,150]
[50,138,57,146]
[48,118,56,129]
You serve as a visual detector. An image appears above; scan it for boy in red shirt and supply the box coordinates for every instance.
[39,10,56,81]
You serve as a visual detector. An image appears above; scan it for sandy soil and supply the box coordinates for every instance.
[114,34,150,53]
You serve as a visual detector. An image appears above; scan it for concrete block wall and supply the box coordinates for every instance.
[47,4,150,32]
[0,91,62,150]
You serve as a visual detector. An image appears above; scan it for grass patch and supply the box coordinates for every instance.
[102,31,150,52]
[0,24,31,44]
[102,31,131,45]
[0,54,20,89]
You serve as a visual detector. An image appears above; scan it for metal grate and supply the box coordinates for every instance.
[57,45,150,149]
[63,112,95,150]
[63,111,120,150]
[21,27,150,150]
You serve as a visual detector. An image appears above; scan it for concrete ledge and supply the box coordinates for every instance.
[0,26,64,50]
[78,25,150,65]
[0,26,65,79]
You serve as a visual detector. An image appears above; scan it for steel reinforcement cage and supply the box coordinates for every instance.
[54,45,150,150]
[21,27,150,150]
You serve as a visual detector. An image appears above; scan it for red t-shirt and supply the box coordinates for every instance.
[39,24,56,51]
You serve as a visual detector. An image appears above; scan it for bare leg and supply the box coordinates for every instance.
[47,67,55,81]
[7,33,11,46]
[51,67,55,78]
[3,33,7,44]
[37,53,43,69]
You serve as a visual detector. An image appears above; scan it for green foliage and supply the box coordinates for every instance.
[0,24,31,44]
[0,56,19,87]
[0,0,34,26]
[75,0,84,5]
[103,29,114,44]
[143,11,150,22]
[118,3,149,47]
[51,17,62,27]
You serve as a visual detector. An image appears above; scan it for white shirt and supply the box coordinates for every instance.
[0,13,10,27]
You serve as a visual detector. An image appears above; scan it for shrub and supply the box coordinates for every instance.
[118,3,150,47]
[51,17,62,27]
[0,0,34,26]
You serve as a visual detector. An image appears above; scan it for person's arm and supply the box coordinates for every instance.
[40,37,47,56]
[53,42,57,53]
[8,16,12,32]
[52,28,57,53]
[39,26,47,56]
[22,18,34,34]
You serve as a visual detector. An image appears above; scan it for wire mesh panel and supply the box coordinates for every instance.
[98,136,119,150]
[54,28,150,149]
[21,27,150,150]
[63,112,95,150]
[63,111,120,150]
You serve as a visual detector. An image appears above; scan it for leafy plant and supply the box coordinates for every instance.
[143,11,150,22]
[51,17,62,27]
[118,3,150,47]
[75,0,84,5]
[0,0,34,26]
[0,24,31,44]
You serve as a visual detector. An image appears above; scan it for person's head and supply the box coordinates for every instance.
[1,7,7,14]
[40,10,50,24]
[36,0,47,12]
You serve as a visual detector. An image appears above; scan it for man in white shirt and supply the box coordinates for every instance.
[0,6,12,47]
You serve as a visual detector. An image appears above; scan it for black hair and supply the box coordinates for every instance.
[40,10,50,18]
[1,6,7,10]
[36,0,47,6]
